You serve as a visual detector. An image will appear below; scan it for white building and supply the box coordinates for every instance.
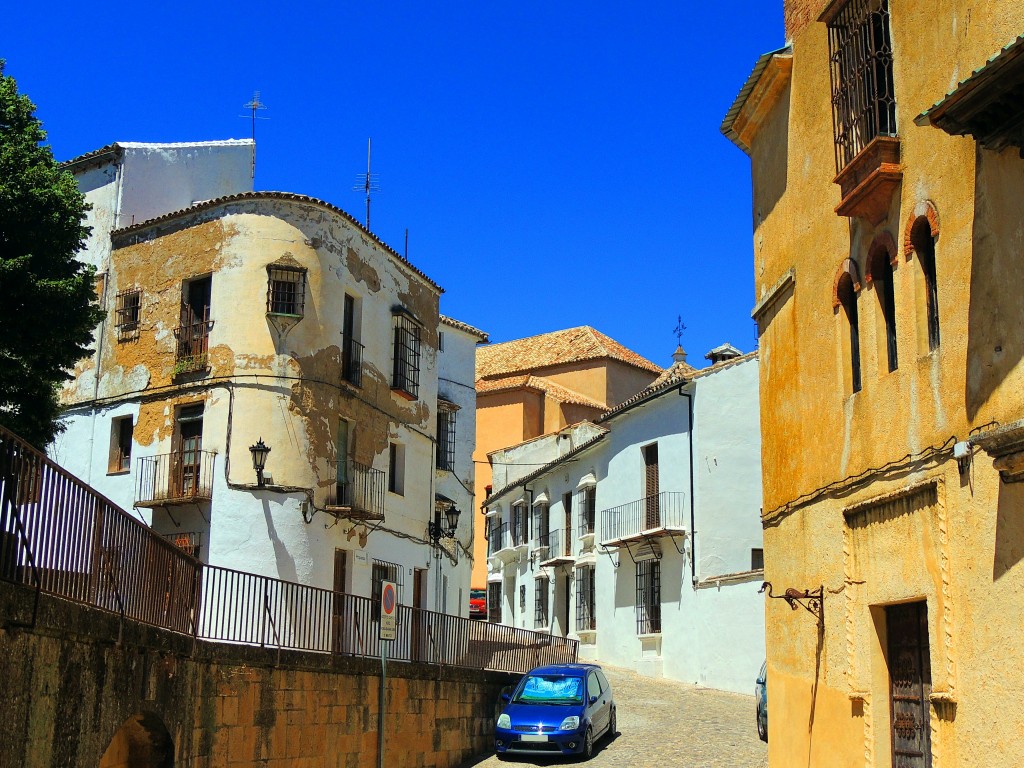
[482,346,765,693]
[51,140,484,620]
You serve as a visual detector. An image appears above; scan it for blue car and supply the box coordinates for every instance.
[755,660,768,742]
[495,663,616,760]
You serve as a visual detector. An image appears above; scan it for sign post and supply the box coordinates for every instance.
[378,581,397,768]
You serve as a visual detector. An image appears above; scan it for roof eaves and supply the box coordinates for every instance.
[61,143,124,172]
[440,315,489,342]
[721,45,793,154]
[483,432,607,507]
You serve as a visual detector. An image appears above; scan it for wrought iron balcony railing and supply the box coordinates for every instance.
[325,460,385,521]
[539,529,573,564]
[487,521,509,557]
[341,334,363,388]
[600,491,687,545]
[172,317,214,374]
[135,450,217,507]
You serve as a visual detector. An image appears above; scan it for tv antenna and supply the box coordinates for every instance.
[353,138,380,230]
[240,91,269,179]
[674,315,687,346]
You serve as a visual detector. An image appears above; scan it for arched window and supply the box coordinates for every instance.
[911,216,940,350]
[838,272,862,393]
[868,238,898,372]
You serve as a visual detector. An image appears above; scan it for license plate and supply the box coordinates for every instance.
[520,734,548,742]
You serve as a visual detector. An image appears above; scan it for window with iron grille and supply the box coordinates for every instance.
[488,582,502,623]
[534,503,550,548]
[826,0,897,173]
[512,502,528,546]
[534,578,549,627]
[115,288,141,341]
[371,559,404,621]
[266,265,306,316]
[576,565,596,631]
[436,403,457,471]
[579,486,596,535]
[636,560,661,634]
[391,310,422,398]
[519,584,526,612]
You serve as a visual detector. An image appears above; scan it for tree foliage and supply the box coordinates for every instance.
[0,61,103,448]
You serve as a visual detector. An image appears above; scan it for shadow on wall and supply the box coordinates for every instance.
[993,480,1024,581]
[965,145,1024,420]
[753,81,791,225]
[99,711,174,768]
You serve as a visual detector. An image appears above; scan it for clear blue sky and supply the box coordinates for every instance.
[5,1,784,370]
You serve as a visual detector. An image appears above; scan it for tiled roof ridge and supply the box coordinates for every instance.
[439,315,489,342]
[525,377,606,409]
[60,143,122,169]
[483,431,609,506]
[485,421,607,459]
[598,350,758,422]
[60,139,255,169]
[109,191,442,293]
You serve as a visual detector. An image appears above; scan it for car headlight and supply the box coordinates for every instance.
[559,716,580,731]
[497,713,511,729]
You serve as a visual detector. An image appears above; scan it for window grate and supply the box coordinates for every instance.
[391,311,422,398]
[371,559,404,621]
[826,0,897,173]
[436,405,457,471]
[266,265,306,317]
[576,565,596,631]
[579,486,596,536]
[164,531,202,560]
[534,579,549,628]
[488,582,502,623]
[636,560,661,634]
[115,289,142,341]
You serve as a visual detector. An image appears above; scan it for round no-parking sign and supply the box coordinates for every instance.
[379,581,397,640]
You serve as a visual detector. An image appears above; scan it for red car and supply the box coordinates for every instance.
[470,588,487,619]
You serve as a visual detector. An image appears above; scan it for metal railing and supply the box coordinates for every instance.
[173,316,213,374]
[535,529,550,551]
[341,335,363,388]
[487,521,509,557]
[0,425,576,673]
[541,529,572,561]
[135,450,217,507]
[600,491,687,544]
[325,460,385,520]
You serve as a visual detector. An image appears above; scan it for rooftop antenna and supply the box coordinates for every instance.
[353,138,380,230]
[240,90,269,180]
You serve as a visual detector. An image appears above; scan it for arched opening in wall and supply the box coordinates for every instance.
[837,272,862,394]
[868,236,898,373]
[911,216,940,351]
[99,712,174,768]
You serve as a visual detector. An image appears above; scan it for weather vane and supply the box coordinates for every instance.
[240,91,269,180]
[353,138,381,230]
[674,315,687,346]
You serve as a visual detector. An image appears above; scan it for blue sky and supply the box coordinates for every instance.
[5,1,784,370]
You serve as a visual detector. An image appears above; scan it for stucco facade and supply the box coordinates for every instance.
[53,142,481,619]
[482,352,764,694]
[726,4,1024,766]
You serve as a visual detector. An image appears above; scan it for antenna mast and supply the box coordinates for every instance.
[353,138,381,230]
[241,91,268,180]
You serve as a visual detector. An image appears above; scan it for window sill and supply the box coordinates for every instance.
[391,387,417,402]
[637,632,662,639]
[106,469,131,477]
[266,312,303,320]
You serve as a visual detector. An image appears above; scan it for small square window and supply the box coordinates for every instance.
[751,548,765,571]
[115,289,142,341]
[266,265,306,317]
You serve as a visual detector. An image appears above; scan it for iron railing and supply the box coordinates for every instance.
[325,460,385,520]
[535,528,550,551]
[600,491,687,544]
[487,521,509,557]
[135,450,217,507]
[341,334,363,388]
[172,313,213,374]
[0,425,577,673]
[579,488,596,536]
[636,560,662,634]
[576,564,596,632]
[541,529,572,562]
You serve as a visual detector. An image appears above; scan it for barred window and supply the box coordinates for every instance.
[115,288,142,341]
[576,565,596,631]
[825,0,897,172]
[534,578,549,628]
[371,559,404,621]
[391,310,422,398]
[488,582,501,623]
[164,531,203,560]
[636,560,661,634]
[579,486,596,535]
[266,265,306,317]
[436,402,457,471]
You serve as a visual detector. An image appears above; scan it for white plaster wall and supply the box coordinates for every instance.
[75,163,120,271]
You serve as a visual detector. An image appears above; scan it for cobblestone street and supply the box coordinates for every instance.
[459,665,768,768]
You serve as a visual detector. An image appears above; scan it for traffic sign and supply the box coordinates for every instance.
[379,580,397,641]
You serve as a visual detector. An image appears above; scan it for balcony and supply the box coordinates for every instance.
[172,316,214,376]
[833,135,902,224]
[325,460,385,521]
[341,335,363,388]
[599,492,687,548]
[487,521,519,567]
[135,450,217,507]
[538,529,574,567]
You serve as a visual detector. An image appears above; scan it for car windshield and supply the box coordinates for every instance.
[513,674,584,705]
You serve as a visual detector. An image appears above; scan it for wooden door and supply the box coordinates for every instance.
[643,444,660,528]
[887,602,932,768]
[413,568,428,661]
[332,550,349,652]
[336,421,349,505]
[172,405,203,499]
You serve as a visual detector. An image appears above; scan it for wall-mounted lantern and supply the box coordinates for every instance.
[249,438,271,487]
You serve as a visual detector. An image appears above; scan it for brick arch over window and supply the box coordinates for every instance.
[864,232,899,282]
[832,258,862,309]
[866,232,899,372]
[903,200,941,259]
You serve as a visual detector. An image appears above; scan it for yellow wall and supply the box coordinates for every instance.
[749,2,1024,765]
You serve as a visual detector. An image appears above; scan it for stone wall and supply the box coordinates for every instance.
[0,580,516,768]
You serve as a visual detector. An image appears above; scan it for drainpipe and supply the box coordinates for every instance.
[678,385,697,589]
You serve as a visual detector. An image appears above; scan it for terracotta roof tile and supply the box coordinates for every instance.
[439,315,488,342]
[475,375,606,410]
[476,326,661,379]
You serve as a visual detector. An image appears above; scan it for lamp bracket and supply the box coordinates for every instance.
[760,581,823,623]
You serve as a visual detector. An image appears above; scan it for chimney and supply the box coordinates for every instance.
[705,343,743,365]
[672,345,688,364]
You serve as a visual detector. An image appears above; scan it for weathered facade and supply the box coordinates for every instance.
[482,349,764,694]
[725,3,1024,766]
[53,142,481,617]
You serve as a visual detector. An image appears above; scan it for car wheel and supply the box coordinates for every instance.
[757,707,768,743]
[581,726,594,760]
[608,707,617,738]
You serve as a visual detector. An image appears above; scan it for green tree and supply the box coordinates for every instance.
[0,61,103,448]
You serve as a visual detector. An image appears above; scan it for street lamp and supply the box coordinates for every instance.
[249,438,271,487]
[428,502,461,543]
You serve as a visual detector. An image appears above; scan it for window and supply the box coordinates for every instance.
[391,309,422,398]
[266,264,306,317]
[838,272,862,393]
[164,531,202,560]
[911,217,940,351]
[587,671,602,700]
[534,579,548,628]
[438,331,445,352]
[488,582,501,623]
[436,403,457,472]
[175,276,212,374]
[172,404,205,498]
[636,560,661,634]
[576,565,596,631]
[371,559,403,621]
[534,502,550,548]
[825,0,897,172]
[388,442,405,495]
[579,486,596,535]
[512,502,528,546]
[519,584,526,611]
[751,548,765,571]
[869,239,898,372]
[341,294,363,387]
[108,416,133,473]
[114,289,141,341]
